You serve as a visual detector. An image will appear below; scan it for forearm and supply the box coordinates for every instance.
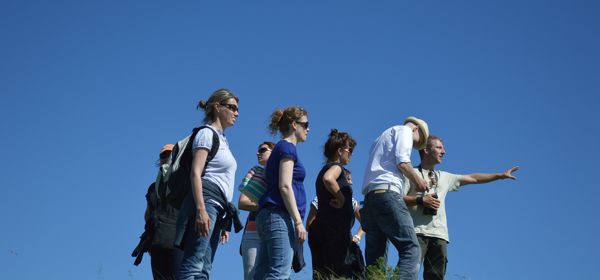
[279,184,303,224]
[398,162,422,186]
[465,173,503,184]
[324,180,344,202]
[238,194,259,211]
[355,226,364,238]
[191,172,206,210]
[403,195,418,206]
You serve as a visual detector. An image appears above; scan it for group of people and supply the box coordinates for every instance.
[138,88,519,280]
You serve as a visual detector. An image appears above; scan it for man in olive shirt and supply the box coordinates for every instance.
[403,136,519,280]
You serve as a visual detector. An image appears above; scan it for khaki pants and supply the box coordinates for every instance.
[417,235,448,280]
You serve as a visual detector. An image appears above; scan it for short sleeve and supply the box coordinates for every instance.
[394,126,413,165]
[278,141,297,162]
[192,128,214,150]
[447,172,463,192]
[311,197,319,210]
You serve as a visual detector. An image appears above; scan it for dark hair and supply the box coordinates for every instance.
[197,88,239,123]
[418,135,443,159]
[258,141,276,150]
[323,129,357,160]
[268,106,307,135]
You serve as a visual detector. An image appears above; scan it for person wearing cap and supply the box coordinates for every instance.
[144,143,183,280]
[403,136,519,280]
[360,116,430,280]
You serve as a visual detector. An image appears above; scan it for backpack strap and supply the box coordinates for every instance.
[196,125,220,176]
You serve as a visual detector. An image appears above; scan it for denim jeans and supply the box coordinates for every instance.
[177,199,224,280]
[241,231,260,280]
[361,191,420,280]
[253,208,294,280]
[150,247,183,280]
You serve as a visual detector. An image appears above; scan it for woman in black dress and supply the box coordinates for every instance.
[308,129,362,279]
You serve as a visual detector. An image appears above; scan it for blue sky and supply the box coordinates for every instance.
[1,1,598,279]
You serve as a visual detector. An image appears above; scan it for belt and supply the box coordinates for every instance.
[365,183,403,195]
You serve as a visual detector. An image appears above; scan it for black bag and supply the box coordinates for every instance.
[147,181,179,249]
[166,126,219,209]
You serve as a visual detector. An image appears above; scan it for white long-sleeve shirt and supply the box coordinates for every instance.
[361,125,413,195]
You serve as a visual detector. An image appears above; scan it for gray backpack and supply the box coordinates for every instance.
[165,126,219,209]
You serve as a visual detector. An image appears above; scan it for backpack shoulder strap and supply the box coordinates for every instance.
[197,125,220,162]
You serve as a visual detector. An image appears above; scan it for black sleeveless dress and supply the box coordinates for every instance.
[308,162,356,278]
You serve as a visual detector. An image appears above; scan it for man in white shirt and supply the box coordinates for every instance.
[403,136,519,280]
[360,116,430,280]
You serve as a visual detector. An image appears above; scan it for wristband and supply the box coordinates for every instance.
[416,196,424,206]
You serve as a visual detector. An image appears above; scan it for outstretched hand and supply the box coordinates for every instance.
[502,166,520,180]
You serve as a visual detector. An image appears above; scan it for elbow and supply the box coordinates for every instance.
[322,176,336,188]
[190,171,202,183]
[278,183,294,197]
[398,162,411,171]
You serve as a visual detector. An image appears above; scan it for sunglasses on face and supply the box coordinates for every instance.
[221,103,239,113]
[258,147,271,154]
[295,121,309,129]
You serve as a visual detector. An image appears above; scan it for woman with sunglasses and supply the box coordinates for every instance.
[237,141,275,280]
[177,89,240,279]
[253,106,309,280]
[308,129,363,279]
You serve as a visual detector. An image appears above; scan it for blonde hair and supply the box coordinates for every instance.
[197,88,239,123]
[268,106,307,135]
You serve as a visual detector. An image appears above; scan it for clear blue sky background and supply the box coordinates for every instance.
[1,1,598,279]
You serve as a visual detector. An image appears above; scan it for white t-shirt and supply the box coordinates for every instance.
[192,125,237,202]
[404,167,462,242]
[362,125,413,195]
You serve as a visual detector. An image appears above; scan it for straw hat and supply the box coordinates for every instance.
[404,116,429,150]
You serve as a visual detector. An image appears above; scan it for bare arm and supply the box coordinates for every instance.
[238,193,259,212]
[305,204,317,231]
[352,206,364,243]
[398,162,428,192]
[459,166,519,186]
[191,148,210,236]
[322,165,345,208]
[279,158,306,242]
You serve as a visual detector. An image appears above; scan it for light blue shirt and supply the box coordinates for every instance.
[361,125,413,195]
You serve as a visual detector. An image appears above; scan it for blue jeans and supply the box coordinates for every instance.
[361,191,421,280]
[253,208,294,280]
[150,247,183,280]
[241,231,260,280]
[177,198,224,280]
